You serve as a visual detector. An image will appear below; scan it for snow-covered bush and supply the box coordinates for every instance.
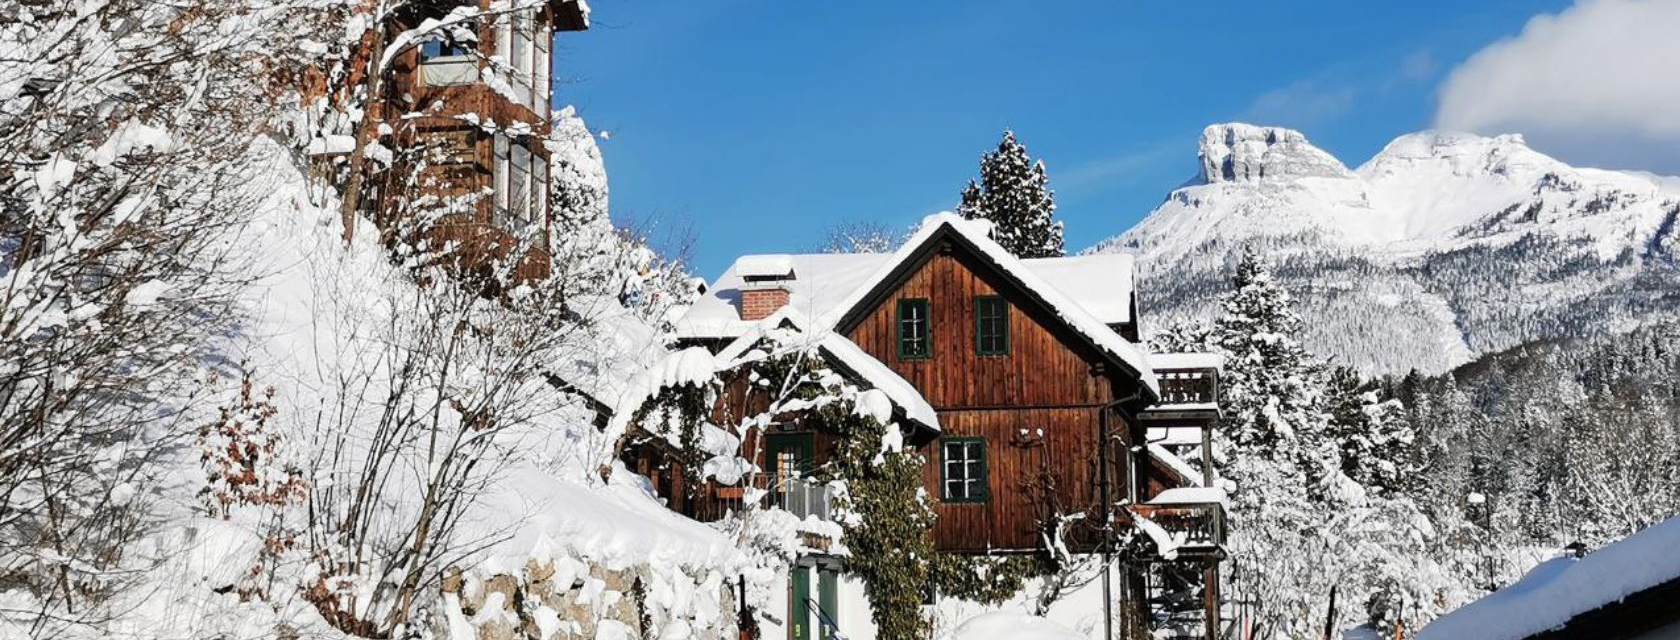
[0,1,338,634]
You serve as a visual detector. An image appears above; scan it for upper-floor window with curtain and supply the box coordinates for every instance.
[492,133,546,231]
[418,25,478,87]
[498,10,552,115]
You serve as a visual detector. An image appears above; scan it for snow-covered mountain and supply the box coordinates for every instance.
[1091,123,1680,374]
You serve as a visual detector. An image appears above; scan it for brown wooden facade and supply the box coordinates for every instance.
[331,0,588,284]
[836,245,1153,553]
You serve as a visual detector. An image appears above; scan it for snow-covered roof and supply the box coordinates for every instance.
[1147,443,1203,488]
[677,213,1156,394]
[1147,425,1205,446]
[678,227,1137,337]
[713,308,940,433]
[1146,487,1227,507]
[1018,254,1136,326]
[547,296,669,411]
[1149,352,1225,372]
[1417,515,1680,640]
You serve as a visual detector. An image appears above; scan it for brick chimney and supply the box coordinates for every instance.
[736,255,795,321]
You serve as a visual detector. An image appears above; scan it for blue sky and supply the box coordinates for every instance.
[557,0,1600,277]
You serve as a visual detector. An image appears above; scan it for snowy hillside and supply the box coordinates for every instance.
[1090,124,1680,373]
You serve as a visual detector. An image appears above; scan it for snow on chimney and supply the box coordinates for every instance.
[736,255,796,321]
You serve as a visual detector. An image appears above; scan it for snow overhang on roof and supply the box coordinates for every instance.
[1147,443,1203,488]
[1417,515,1680,640]
[712,308,940,434]
[1149,352,1225,372]
[1146,487,1227,507]
[675,213,1157,396]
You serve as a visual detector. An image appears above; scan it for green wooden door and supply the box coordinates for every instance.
[790,566,811,640]
[817,568,839,640]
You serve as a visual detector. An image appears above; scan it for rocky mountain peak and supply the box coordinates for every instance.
[1197,123,1354,185]
[1359,130,1558,184]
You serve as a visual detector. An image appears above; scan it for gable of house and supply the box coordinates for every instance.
[666,214,1169,553]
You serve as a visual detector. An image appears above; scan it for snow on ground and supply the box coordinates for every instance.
[1417,515,1680,640]
[37,132,740,638]
[943,612,1086,640]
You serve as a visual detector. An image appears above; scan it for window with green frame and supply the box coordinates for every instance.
[897,298,931,360]
[940,437,988,502]
[974,296,1009,356]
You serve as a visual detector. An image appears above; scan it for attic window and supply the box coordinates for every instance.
[974,296,1009,356]
[420,39,472,61]
[897,299,930,360]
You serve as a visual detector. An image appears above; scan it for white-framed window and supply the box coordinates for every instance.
[491,132,546,230]
[940,438,988,503]
[498,9,552,115]
[493,131,510,213]
[531,152,549,223]
[510,142,531,227]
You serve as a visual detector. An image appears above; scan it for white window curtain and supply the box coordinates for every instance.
[510,142,531,227]
[493,132,510,214]
[531,153,548,224]
[510,12,533,109]
[533,21,551,115]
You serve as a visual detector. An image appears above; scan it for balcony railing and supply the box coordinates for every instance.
[1131,490,1227,561]
[690,475,834,524]
[1156,372,1217,406]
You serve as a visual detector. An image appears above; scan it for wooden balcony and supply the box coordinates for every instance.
[694,477,838,552]
[1129,488,1228,563]
[1145,353,1222,420]
[694,477,832,519]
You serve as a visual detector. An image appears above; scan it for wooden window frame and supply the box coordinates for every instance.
[974,295,1009,356]
[896,298,931,360]
[939,437,988,503]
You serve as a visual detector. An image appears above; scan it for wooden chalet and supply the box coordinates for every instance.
[624,213,1230,640]
[316,0,590,282]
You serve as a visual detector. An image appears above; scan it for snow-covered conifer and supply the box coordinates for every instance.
[957,131,1065,258]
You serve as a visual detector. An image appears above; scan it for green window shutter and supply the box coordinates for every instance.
[790,567,811,640]
[897,298,931,360]
[974,296,1009,356]
[818,568,839,640]
[939,437,989,503]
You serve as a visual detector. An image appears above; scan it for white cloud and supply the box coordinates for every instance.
[1399,49,1436,84]
[1242,79,1357,127]
[1435,0,1680,172]
[1057,141,1183,191]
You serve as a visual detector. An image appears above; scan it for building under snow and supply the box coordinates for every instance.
[616,213,1229,640]
[1418,515,1680,640]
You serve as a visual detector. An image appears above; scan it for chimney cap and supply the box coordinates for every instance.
[737,255,796,281]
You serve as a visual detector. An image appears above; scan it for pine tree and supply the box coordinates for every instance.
[1325,365,1418,495]
[958,131,1065,258]
[1213,250,1325,451]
